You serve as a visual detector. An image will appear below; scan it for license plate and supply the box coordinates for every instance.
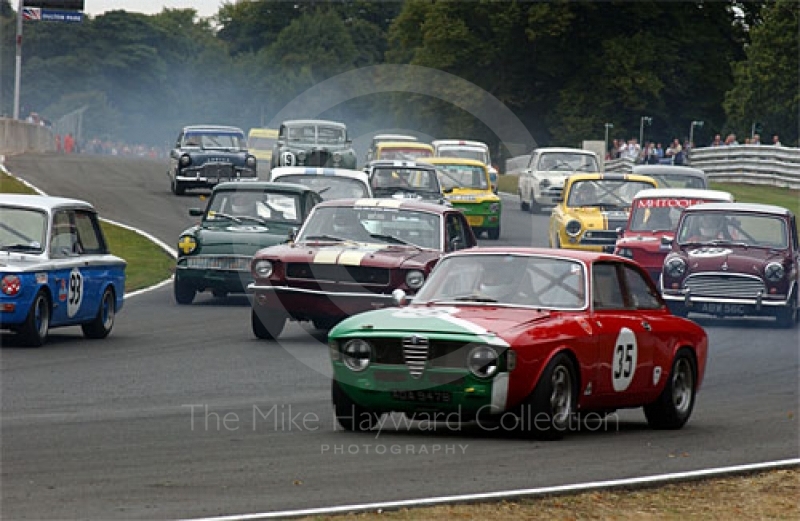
[467,216,483,226]
[391,390,452,403]
[698,302,747,315]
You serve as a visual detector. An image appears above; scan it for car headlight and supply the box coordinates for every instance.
[178,235,197,254]
[565,219,582,237]
[405,270,425,290]
[664,256,687,278]
[489,203,500,213]
[539,178,551,189]
[297,151,307,161]
[616,247,634,259]
[253,259,273,278]
[246,155,257,168]
[765,261,785,282]
[333,152,342,164]
[179,154,191,167]
[342,339,371,372]
[467,345,499,378]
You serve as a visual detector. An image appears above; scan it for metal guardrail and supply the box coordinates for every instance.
[602,145,800,189]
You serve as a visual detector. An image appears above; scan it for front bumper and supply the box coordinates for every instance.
[176,266,252,293]
[662,290,792,316]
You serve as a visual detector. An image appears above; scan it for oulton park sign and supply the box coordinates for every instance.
[22,0,84,22]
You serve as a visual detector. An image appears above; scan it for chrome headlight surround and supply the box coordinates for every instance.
[297,150,307,162]
[467,345,500,379]
[765,261,785,282]
[489,202,500,214]
[253,259,273,278]
[664,256,687,278]
[565,219,582,237]
[179,154,191,167]
[405,270,425,290]
[342,339,372,372]
[332,152,342,165]
[245,155,257,168]
[539,178,551,189]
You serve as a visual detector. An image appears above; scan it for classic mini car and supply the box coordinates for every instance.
[614,188,735,283]
[365,160,447,204]
[365,134,418,163]
[426,157,502,240]
[248,198,477,339]
[0,194,126,346]
[329,248,708,439]
[549,173,657,252]
[270,166,373,201]
[632,165,708,189]
[373,141,435,162]
[271,120,357,170]
[432,139,499,191]
[247,127,279,176]
[174,182,322,304]
[518,147,601,213]
[168,125,257,195]
[661,202,799,327]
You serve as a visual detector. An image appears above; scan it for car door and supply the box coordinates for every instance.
[72,209,114,322]
[48,209,90,325]
[589,261,657,407]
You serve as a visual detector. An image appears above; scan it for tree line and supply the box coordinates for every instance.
[0,0,796,158]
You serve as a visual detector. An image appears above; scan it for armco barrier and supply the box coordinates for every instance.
[0,118,55,155]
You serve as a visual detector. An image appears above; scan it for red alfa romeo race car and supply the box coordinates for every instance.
[329,248,708,439]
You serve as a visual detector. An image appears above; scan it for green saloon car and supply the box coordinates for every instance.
[174,181,322,304]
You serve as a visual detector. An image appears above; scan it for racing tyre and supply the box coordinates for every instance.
[519,353,576,440]
[171,178,185,196]
[528,193,541,214]
[644,348,697,430]
[519,192,529,211]
[251,308,286,340]
[19,291,50,347]
[174,278,196,305]
[331,380,380,432]
[776,300,798,328]
[82,287,115,339]
[487,224,501,240]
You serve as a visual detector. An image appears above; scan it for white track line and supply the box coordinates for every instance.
[1,164,176,298]
[181,458,800,521]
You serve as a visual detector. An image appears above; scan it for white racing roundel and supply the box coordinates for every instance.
[612,327,638,392]
[67,267,84,318]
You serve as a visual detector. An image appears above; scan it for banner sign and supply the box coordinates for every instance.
[22,7,83,22]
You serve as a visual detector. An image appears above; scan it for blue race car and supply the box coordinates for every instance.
[0,194,126,346]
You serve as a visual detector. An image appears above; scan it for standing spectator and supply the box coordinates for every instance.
[666,138,683,164]
[624,138,641,162]
[64,133,75,154]
[55,134,62,153]
[752,134,761,145]
[710,134,723,147]
[724,133,739,146]
[655,142,665,161]
[773,134,782,146]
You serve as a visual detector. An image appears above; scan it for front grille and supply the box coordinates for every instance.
[307,150,330,167]
[403,336,429,378]
[580,230,618,246]
[201,162,234,180]
[544,187,563,198]
[371,338,474,369]
[286,263,390,285]
[184,255,250,271]
[683,274,766,298]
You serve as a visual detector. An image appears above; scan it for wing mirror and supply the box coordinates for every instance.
[392,288,409,306]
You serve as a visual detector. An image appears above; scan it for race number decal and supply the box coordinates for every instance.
[67,268,83,318]
[612,327,637,392]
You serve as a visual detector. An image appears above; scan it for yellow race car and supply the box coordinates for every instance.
[549,173,657,252]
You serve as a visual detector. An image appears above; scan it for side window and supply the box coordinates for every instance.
[50,210,81,257]
[445,214,469,251]
[592,262,626,310]
[73,211,105,254]
[621,264,663,310]
[175,133,183,149]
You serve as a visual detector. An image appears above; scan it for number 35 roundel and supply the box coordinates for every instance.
[612,327,637,392]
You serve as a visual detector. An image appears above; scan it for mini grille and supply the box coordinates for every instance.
[684,274,766,298]
[286,263,390,285]
[403,336,429,378]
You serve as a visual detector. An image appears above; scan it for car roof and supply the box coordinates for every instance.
[212,181,317,195]
[633,188,734,201]
[377,142,434,149]
[271,167,369,182]
[248,128,278,137]
[281,119,346,128]
[432,139,489,149]
[423,157,488,168]
[314,197,454,214]
[372,134,417,141]
[184,125,244,133]
[683,201,794,216]
[533,147,598,155]
[633,165,706,177]
[443,246,634,265]
[367,160,434,169]
[0,193,95,212]
[569,172,656,183]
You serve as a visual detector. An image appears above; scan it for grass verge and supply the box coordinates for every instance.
[299,468,799,520]
[0,170,174,293]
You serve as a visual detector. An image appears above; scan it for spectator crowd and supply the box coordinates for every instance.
[607,132,784,165]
